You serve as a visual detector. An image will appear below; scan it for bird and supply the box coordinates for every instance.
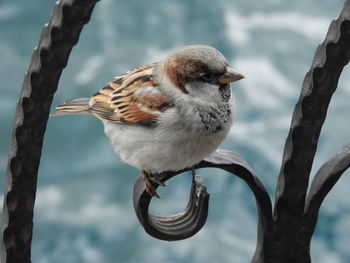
[51,45,244,198]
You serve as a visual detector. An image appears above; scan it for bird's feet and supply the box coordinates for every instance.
[141,170,166,198]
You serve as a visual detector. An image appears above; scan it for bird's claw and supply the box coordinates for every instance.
[142,170,166,198]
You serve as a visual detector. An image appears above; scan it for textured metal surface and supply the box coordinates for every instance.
[133,173,210,241]
[269,1,350,262]
[1,0,99,262]
[275,0,350,216]
[133,149,272,243]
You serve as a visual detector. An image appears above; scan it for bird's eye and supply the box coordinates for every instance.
[200,72,215,82]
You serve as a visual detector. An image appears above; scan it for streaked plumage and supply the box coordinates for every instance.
[52,45,244,198]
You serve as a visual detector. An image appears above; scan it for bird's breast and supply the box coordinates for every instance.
[198,103,233,134]
[102,100,234,173]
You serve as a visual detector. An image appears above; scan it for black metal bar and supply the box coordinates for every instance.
[198,150,273,228]
[1,1,100,262]
[266,1,350,262]
[275,0,350,221]
[133,149,273,245]
[304,142,350,235]
[273,0,350,233]
[198,150,274,263]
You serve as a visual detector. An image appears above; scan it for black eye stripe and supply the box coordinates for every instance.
[199,72,221,84]
[201,72,214,81]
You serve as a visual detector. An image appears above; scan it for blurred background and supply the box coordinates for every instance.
[1,0,350,262]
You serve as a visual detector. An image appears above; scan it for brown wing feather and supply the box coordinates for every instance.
[90,63,173,125]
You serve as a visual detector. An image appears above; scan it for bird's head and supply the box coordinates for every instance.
[159,45,244,103]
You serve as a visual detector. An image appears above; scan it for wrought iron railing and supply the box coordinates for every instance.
[2,0,350,262]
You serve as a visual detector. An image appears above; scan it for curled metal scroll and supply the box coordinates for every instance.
[133,149,273,241]
[133,173,209,241]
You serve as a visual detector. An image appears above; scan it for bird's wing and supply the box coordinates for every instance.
[90,63,173,126]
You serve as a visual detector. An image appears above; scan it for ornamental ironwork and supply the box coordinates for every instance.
[2,1,350,262]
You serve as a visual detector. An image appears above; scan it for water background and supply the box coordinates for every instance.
[1,0,350,262]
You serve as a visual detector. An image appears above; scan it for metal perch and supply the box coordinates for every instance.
[133,150,272,241]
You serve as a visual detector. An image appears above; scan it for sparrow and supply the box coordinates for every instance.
[52,45,244,198]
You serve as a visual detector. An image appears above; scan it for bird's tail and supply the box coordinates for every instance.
[50,98,91,117]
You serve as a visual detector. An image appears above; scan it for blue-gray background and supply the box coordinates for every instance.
[1,0,350,262]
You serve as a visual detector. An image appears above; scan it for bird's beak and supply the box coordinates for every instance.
[218,67,245,84]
